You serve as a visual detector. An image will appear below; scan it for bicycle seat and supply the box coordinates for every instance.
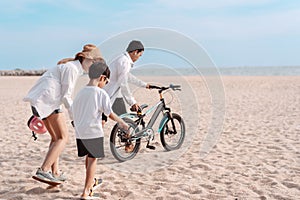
[140,104,148,111]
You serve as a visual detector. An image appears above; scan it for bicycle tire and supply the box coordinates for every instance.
[160,113,185,151]
[110,117,141,162]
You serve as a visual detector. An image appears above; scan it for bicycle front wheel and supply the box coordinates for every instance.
[160,113,185,151]
[110,118,141,162]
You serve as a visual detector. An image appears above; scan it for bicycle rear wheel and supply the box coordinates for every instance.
[110,118,141,162]
[160,113,185,151]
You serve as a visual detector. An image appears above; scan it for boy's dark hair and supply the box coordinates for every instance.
[88,60,110,79]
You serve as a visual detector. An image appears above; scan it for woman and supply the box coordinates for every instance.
[24,44,103,184]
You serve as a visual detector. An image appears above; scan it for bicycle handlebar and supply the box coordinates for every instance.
[170,84,181,91]
[148,85,161,89]
[149,84,181,91]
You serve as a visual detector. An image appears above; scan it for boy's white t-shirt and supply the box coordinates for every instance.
[72,86,112,139]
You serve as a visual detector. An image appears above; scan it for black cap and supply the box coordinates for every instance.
[88,61,108,79]
[126,40,144,52]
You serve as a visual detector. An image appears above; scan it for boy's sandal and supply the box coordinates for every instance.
[80,196,100,200]
[89,178,102,197]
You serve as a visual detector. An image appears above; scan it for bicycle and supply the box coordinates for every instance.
[110,84,185,162]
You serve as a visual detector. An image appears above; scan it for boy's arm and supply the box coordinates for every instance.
[108,112,129,130]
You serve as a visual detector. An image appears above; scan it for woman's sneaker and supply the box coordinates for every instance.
[35,168,61,183]
[53,172,67,182]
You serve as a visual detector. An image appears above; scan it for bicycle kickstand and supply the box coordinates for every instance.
[146,141,156,150]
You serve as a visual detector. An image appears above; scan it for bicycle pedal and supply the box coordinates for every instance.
[146,144,156,150]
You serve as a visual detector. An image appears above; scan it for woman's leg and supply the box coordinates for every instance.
[41,112,69,173]
[81,156,97,198]
[43,119,60,175]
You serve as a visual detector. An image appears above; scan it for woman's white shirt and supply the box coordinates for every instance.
[23,60,84,119]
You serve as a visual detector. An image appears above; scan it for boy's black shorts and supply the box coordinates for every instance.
[76,137,104,158]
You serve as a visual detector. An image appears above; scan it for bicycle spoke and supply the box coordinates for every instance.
[110,118,141,162]
[160,113,185,151]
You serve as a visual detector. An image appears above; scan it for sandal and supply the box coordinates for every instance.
[80,196,99,200]
[80,195,100,200]
[89,178,102,197]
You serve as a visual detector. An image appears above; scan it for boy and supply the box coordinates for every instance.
[72,61,129,199]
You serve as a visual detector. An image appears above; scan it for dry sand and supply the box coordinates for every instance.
[0,75,299,200]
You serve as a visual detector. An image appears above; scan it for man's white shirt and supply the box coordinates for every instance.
[103,52,147,106]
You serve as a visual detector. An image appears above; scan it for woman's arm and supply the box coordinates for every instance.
[60,64,78,119]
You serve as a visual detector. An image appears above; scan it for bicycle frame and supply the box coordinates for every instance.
[119,97,171,135]
[110,84,183,162]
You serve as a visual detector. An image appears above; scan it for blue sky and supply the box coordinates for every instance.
[1,0,300,69]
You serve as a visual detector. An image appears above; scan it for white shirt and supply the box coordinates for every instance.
[103,52,147,106]
[71,86,112,139]
[23,60,83,119]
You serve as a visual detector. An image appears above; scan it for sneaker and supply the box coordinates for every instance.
[53,172,67,182]
[36,168,60,182]
[125,143,134,153]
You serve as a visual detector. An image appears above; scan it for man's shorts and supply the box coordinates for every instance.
[76,137,104,158]
[112,97,127,116]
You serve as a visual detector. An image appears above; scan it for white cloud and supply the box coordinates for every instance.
[0,0,94,14]
[1,0,300,68]
[195,7,300,39]
[126,1,300,40]
[155,0,275,9]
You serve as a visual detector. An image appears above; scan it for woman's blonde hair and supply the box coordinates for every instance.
[57,44,103,65]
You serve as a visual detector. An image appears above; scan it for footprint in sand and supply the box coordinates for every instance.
[282,181,300,191]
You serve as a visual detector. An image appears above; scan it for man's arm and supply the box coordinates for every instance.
[128,73,147,88]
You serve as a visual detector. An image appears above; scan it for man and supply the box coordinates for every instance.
[103,40,150,117]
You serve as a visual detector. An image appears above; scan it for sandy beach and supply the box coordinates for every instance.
[0,75,299,200]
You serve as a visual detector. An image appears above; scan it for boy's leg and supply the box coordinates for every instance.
[81,156,97,198]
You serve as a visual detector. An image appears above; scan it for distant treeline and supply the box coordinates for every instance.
[0,69,46,76]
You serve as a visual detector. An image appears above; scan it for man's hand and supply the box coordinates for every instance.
[130,103,140,112]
